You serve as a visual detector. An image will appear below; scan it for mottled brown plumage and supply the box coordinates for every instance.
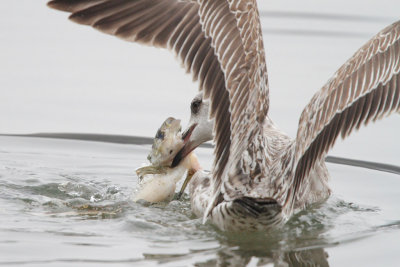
[289,21,400,209]
[47,0,232,188]
[48,0,400,231]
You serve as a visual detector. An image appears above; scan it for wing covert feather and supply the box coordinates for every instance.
[48,0,273,208]
[291,21,400,200]
[196,0,270,202]
[47,0,232,188]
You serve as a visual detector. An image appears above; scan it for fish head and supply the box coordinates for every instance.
[148,117,184,166]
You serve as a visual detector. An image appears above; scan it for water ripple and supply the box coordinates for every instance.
[0,135,399,266]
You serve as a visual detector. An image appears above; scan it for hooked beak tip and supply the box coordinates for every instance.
[172,123,198,168]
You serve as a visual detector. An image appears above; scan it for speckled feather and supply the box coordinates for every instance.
[289,21,400,210]
[47,0,231,189]
[48,0,400,230]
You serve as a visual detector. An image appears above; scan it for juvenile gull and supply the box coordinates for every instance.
[48,0,400,231]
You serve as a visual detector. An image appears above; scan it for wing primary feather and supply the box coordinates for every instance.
[91,1,156,33]
[381,83,395,117]
[203,63,218,99]
[198,48,217,91]
[349,99,363,136]
[48,0,104,12]
[134,7,179,44]
[202,58,219,95]
[183,28,206,73]
[189,37,210,80]
[167,4,197,50]
[154,6,191,46]
[354,93,368,130]
[136,5,183,45]
[68,0,131,25]
[365,84,384,124]
[171,15,199,57]
[373,84,388,121]
[210,77,228,117]
[178,24,203,63]
[391,75,400,112]
[338,108,350,139]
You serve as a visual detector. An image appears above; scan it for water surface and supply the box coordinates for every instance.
[1,135,399,266]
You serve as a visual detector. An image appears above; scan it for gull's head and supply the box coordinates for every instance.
[147,117,184,166]
[172,93,213,167]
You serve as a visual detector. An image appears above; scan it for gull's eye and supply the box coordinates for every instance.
[191,99,202,115]
[156,129,165,140]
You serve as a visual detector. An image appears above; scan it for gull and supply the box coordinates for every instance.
[48,0,400,231]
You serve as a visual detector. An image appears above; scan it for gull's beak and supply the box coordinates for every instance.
[171,123,198,167]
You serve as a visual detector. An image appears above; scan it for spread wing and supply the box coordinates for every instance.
[195,0,270,207]
[48,0,271,204]
[290,20,400,204]
[47,0,232,189]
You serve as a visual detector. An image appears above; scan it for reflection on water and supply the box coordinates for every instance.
[192,246,329,266]
[1,136,399,266]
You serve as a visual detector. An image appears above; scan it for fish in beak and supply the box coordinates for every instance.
[146,117,183,167]
[172,124,198,167]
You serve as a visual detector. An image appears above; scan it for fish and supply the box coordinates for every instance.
[133,117,200,203]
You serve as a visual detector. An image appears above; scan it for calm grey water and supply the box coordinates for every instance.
[1,0,400,266]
